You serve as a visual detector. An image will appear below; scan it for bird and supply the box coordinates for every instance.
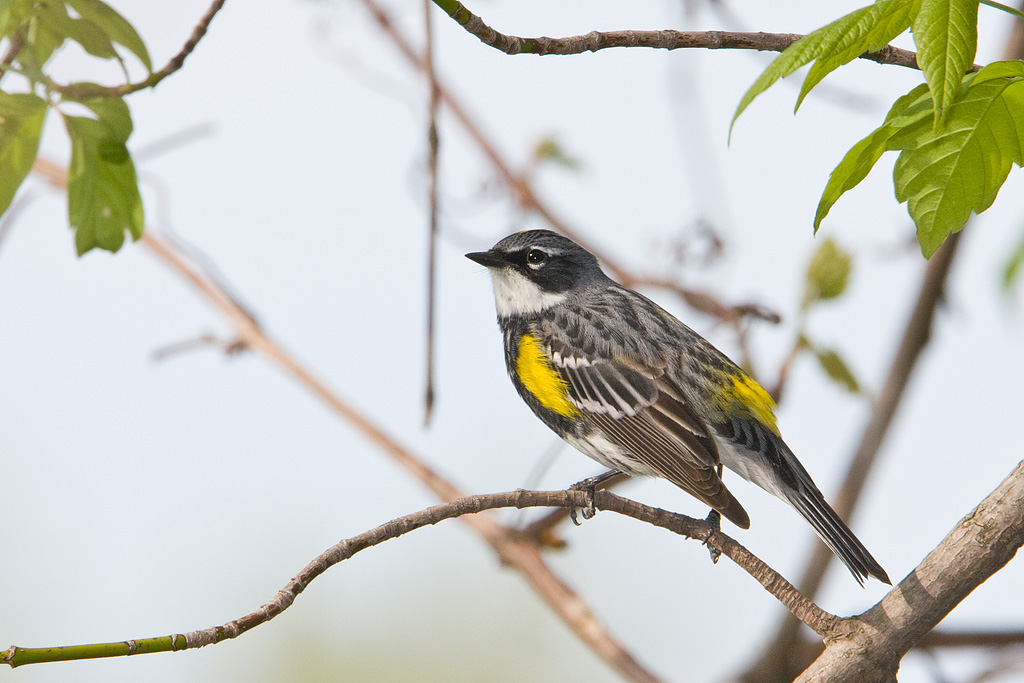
[466,229,890,585]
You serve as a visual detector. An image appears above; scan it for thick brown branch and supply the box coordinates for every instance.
[431,0,921,69]
[797,460,1024,682]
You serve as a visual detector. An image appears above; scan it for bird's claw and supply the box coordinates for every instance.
[704,508,722,564]
[568,473,609,525]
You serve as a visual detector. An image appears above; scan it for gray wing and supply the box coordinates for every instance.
[548,338,750,529]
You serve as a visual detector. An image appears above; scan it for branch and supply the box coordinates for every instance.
[52,0,227,100]
[917,629,1024,649]
[797,459,1024,682]
[422,0,441,426]
[430,0,921,69]
[2,489,838,668]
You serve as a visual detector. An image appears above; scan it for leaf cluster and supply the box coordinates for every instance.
[734,0,1024,258]
[0,0,147,254]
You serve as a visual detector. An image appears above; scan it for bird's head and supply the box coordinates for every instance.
[466,230,607,317]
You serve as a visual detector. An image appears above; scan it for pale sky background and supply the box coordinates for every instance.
[2,1,1023,682]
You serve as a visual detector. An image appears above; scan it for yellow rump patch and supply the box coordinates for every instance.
[717,373,780,435]
[517,334,580,418]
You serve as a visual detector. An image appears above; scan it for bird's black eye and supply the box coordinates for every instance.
[526,249,547,267]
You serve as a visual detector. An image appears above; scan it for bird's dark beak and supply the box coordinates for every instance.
[466,249,507,268]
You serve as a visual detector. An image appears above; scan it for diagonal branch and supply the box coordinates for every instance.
[430,0,921,69]
[50,0,227,100]
[2,489,837,668]
[797,459,1024,682]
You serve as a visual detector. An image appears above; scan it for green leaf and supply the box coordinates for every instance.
[65,0,151,71]
[812,346,861,393]
[731,0,916,135]
[533,137,582,171]
[798,0,920,110]
[913,0,980,126]
[803,237,853,309]
[814,84,933,231]
[24,11,66,67]
[35,2,118,61]
[816,63,1024,257]
[1001,225,1024,295]
[893,62,1024,256]
[63,103,143,255]
[0,92,48,215]
[79,95,133,140]
[0,0,33,39]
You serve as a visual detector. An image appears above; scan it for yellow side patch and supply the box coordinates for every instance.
[517,334,580,418]
[716,373,780,435]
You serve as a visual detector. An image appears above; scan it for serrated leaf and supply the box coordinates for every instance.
[0,92,48,215]
[813,347,861,393]
[65,0,151,71]
[815,84,933,230]
[731,0,915,135]
[64,109,143,255]
[798,0,920,111]
[893,62,1024,256]
[913,0,980,126]
[803,238,853,309]
[817,63,1024,256]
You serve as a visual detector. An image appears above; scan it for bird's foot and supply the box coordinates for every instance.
[704,509,722,564]
[567,470,620,526]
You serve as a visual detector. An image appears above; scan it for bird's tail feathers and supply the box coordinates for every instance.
[788,489,891,586]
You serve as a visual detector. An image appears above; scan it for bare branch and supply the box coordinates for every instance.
[430,0,921,69]
[917,629,1024,649]
[423,0,441,426]
[3,489,838,668]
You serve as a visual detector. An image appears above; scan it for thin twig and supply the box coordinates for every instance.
[430,0,922,69]
[423,0,441,426]
[2,489,838,668]
[50,0,227,100]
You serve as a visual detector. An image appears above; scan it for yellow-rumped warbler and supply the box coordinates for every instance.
[467,230,890,585]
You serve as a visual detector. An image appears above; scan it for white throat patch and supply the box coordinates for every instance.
[488,267,567,317]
